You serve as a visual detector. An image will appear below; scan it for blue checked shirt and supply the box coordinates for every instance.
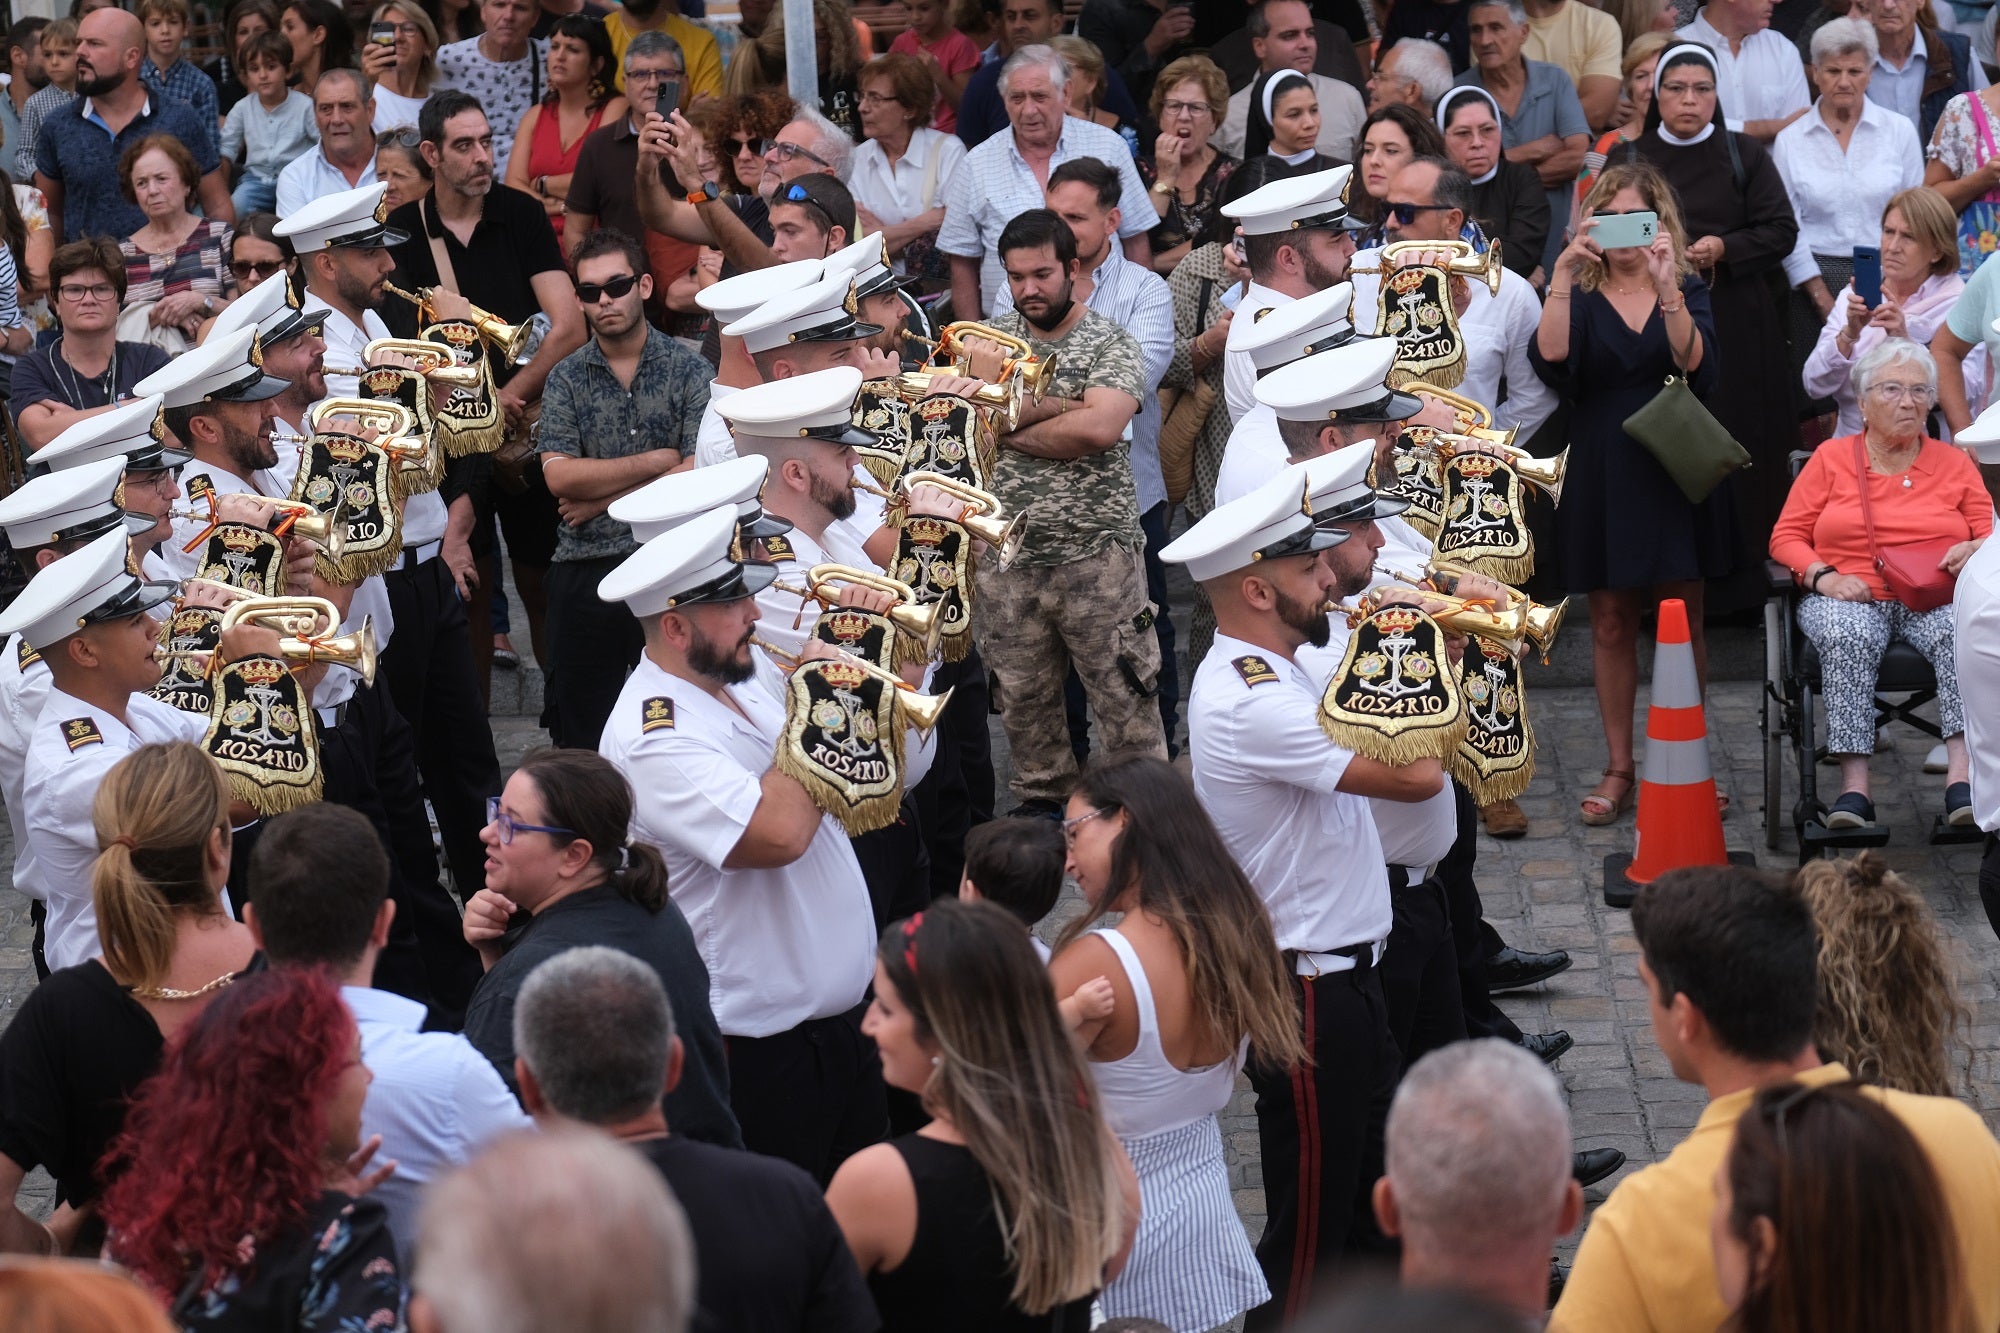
[141,57,220,156]
[536,326,710,562]
[36,93,219,242]
[994,243,1174,512]
[936,115,1159,316]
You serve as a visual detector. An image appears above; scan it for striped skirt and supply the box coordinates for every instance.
[1099,1114,1267,1332]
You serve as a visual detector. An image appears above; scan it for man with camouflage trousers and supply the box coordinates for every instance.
[969,206,1167,815]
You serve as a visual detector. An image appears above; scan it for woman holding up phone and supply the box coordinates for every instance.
[1532,159,1732,828]
[505,14,627,247]
[363,0,440,131]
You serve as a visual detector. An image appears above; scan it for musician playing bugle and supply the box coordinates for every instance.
[598,502,933,1180]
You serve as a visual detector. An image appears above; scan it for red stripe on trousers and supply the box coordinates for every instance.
[1287,976,1321,1317]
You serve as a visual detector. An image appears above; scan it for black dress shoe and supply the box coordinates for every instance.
[1486,945,1573,993]
[1572,1147,1626,1187]
[1520,1030,1573,1065]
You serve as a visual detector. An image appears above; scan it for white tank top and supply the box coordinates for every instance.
[1088,928,1247,1140]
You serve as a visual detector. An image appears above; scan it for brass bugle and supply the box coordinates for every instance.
[1401,428,1564,505]
[322,362,484,387]
[383,281,536,365]
[772,563,945,659]
[897,470,1027,571]
[1382,564,1570,662]
[1326,588,1531,642]
[172,494,347,563]
[170,577,253,608]
[749,636,951,731]
[327,338,486,385]
[1349,238,1505,297]
[309,398,419,440]
[1416,383,1495,432]
[220,594,341,638]
[894,369,1024,431]
[927,321,1061,399]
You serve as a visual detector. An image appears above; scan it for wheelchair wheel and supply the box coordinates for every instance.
[1762,600,1786,850]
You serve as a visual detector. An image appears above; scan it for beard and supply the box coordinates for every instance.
[75,63,125,97]
[332,262,379,313]
[809,466,857,521]
[1300,241,1347,291]
[1019,282,1075,333]
[1274,585,1332,649]
[223,411,278,476]
[688,618,756,684]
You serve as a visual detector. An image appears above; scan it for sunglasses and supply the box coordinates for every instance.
[1383,200,1457,225]
[575,272,640,303]
[229,258,285,282]
[781,182,837,232]
[724,136,759,155]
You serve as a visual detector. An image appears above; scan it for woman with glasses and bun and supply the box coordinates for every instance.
[1049,755,1301,1332]
[827,898,1140,1332]
[459,747,742,1149]
[1714,1080,1976,1333]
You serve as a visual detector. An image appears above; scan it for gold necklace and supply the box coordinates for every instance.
[130,971,237,1002]
[1867,440,1919,487]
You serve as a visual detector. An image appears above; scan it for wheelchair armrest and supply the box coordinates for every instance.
[1766,559,1798,597]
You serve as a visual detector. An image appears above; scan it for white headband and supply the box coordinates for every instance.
[1261,69,1312,130]
[1434,84,1503,135]
[1652,42,1720,98]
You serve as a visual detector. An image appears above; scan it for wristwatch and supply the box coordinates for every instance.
[202,296,215,313]
[685,180,721,204]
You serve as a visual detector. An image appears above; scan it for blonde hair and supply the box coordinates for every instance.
[1576,160,1694,293]
[881,901,1125,1314]
[1622,29,1673,80]
[372,0,437,90]
[727,0,860,97]
[1049,35,1103,105]
[1884,186,1959,278]
[91,742,231,989]
[1795,853,1966,1097]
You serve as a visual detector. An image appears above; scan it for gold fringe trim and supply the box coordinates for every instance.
[1399,509,1442,541]
[316,542,402,585]
[1388,359,1466,392]
[772,718,906,835]
[223,769,323,817]
[440,416,507,457]
[1442,548,1536,585]
[939,629,971,663]
[1450,745,1535,803]
[1316,711,1469,767]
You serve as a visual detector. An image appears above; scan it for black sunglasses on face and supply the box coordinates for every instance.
[1384,200,1457,225]
[575,273,640,303]
[230,258,285,281]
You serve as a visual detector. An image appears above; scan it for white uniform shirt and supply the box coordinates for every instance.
[0,637,50,900]
[1214,71,1367,162]
[694,381,741,467]
[1346,250,1557,440]
[304,297,448,550]
[1189,632,1392,955]
[601,653,877,1037]
[1215,405,1288,508]
[1675,12,1811,132]
[750,521,877,662]
[1224,281,1297,425]
[23,686,208,970]
[1955,533,2000,832]
[343,983,532,1272]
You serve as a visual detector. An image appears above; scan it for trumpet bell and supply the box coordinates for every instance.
[1512,447,1565,506]
[280,616,378,687]
[896,685,951,732]
[1524,597,1568,663]
[281,506,346,564]
[964,510,1025,571]
[886,599,945,659]
[895,370,1021,431]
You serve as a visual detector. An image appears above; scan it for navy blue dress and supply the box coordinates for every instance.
[1528,275,1740,593]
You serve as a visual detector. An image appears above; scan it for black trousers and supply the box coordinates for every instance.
[1981,834,2000,942]
[378,555,502,908]
[725,1001,888,1186]
[1246,957,1400,1331]
[852,794,933,934]
[1440,781,1522,1043]
[544,555,644,749]
[1382,867,1467,1072]
[913,644,995,900]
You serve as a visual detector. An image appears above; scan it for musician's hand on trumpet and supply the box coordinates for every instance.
[1391,247,1472,318]
[217,622,285,664]
[958,335,1008,386]
[856,345,904,381]
[424,287,476,324]
[921,372,988,401]
[1404,390,1463,433]
[1371,586,1470,666]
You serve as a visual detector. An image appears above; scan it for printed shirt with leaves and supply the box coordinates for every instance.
[985,306,1146,568]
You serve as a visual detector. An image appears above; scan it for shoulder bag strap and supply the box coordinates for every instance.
[1969,92,2000,200]
[1851,436,1885,571]
[529,39,541,105]
[426,199,462,295]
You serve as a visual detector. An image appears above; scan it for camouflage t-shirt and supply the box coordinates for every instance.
[987,306,1146,568]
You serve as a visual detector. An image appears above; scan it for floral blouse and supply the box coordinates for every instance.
[177,1191,404,1332]
[119,216,233,311]
[1925,89,2000,179]
[13,184,52,335]
[1138,150,1241,255]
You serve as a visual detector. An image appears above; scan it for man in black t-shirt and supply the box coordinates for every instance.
[10,238,170,449]
[513,947,881,1333]
[387,88,587,696]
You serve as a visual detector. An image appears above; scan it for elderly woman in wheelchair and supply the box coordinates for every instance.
[1771,337,1991,830]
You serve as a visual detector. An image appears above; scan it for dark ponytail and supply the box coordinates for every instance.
[514,749,670,913]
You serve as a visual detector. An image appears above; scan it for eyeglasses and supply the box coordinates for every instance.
[764,138,831,167]
[58,282,117,302]
[625,65,683,83]
[1868,381,1932,402]
[1061,805,1114,845]
[229,259,284,282]
[1383,200,1456,225]
[485,796,576,845]
[575,272,639,303]
[781,182,837,231]
[1659,80,1716,97]
[1159,99,1211,118]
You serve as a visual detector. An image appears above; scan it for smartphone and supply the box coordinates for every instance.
[655,77,681,115]
[1853,245,1883,309]
[1590,210,1658,251]
[368,20,396,47]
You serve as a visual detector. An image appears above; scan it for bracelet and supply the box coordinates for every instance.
[1659,300,1685,314]
[1809,566,1832,591]
[1547,288,1571,300]
[1151,179,1174,195]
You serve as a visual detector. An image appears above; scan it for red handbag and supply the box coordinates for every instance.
[1852,438,1957,613]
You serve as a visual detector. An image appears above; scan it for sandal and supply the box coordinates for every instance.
[1715,789,1731,817]
[1580,769,1636,826]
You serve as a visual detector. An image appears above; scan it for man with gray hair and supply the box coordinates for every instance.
[1368,38,1455,115]
[1373,1039,1585,1320]
[274,68,378,218]
[513,947,880,1333]
[566,31,689,276]
[409,1128,698,1333]
[938,43,1157,317]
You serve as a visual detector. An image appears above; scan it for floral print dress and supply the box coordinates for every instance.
[175,1191,404,1332]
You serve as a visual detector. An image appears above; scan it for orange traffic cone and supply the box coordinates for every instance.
[1604,598,1729,907]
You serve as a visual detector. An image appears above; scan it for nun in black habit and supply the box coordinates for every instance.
[1623,41,1801,600]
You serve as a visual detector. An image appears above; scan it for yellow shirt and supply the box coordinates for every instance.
[604,8,724,99]
[1550,1063,2000,1333]
[1523,2,1621,86]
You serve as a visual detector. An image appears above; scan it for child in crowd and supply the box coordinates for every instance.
[889,0,979,134]
[138,0,220,156]
[14,18,77,183]
[960,819,1113,1027]
[220,31,319,217]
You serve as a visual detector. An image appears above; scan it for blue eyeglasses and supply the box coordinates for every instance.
[485,796,575,845]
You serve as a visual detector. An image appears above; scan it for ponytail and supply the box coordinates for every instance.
[613,841,670,913]
[90,743,231,988]
[516,749,673,916]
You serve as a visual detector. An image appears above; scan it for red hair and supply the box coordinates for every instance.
[98,969,356,1301]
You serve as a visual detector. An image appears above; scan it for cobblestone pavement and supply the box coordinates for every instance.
[6,666,1996,1306]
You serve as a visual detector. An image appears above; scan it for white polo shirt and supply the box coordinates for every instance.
[1955,533,2000,832]
[1674,12,1811,132]
[1189,632,1395,957]
[602,651,877,1037]
[23,686,209,971]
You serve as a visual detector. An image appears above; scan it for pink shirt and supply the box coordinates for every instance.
[888,27,981,133]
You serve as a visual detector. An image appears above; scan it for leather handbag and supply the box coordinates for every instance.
[1852,437,1957,612]
[1158,275,1220,506]
[1620,308,1751,505]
